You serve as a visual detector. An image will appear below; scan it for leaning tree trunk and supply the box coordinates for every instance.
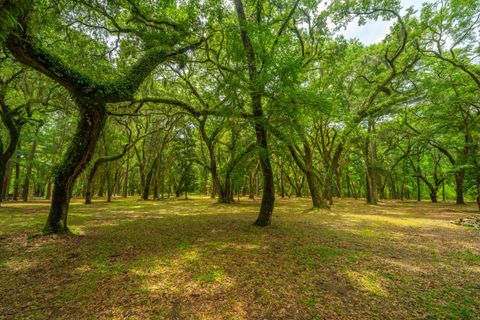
[43,103,106,234]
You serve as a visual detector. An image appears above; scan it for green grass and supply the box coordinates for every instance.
[0,196,479,319]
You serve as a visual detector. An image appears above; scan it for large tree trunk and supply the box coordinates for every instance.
[43,103,106,234]
[234,0,276,226]
[305,171,326,208]
[254,122,275,226]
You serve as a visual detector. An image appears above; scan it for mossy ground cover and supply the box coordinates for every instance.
[0,197,479,319]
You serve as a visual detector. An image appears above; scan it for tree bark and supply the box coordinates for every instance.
[234,0,277,226]
[254,125,275,226]
[43,102,106,234]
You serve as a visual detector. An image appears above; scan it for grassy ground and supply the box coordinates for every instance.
[0,196,479,320]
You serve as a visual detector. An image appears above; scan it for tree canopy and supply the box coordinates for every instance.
[0,0,479,234]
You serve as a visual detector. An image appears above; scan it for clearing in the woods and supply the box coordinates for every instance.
[1,197,479,319]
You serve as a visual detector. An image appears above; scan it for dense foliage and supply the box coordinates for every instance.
[0,0,478,234]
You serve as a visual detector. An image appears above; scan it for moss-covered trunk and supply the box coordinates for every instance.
[43,102,106,234]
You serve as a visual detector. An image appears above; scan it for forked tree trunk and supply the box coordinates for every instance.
[43,103,106,234]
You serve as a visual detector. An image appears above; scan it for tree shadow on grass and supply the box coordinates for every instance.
[0,198,479,319]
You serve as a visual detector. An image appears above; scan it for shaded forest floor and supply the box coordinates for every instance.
[0,197,479,319]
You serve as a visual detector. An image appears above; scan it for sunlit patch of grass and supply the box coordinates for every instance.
[195,268,225,283]
[181,249,200,262]
[340,212,455,228]
[346,270,388,296]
